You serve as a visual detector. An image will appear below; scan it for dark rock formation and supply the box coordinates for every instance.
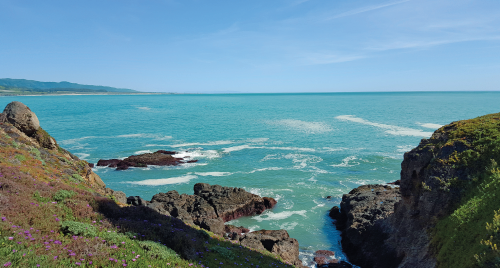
[127,196,147,206]
[97,151,186,170]
[146,183,277,235]
[333,185,402,268]
[3,101,40,136]
[238,229,302,266]
[332,114,500,268]
[142,183,303,264]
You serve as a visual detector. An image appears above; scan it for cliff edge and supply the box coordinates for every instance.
[332,112,500,268]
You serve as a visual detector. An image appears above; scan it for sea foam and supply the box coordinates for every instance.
[252,210,307,222]
[270,119,333,134]
[336,115,433,137]
[128,174,197,185]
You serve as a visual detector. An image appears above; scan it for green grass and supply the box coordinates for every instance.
[428,113,500,267]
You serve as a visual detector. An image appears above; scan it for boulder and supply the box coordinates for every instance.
[238,229,301,266]
[3,101,40,136]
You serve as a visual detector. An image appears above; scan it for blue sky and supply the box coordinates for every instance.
[1,0,499,93]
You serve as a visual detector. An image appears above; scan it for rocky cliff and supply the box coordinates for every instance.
[332,112,500,268]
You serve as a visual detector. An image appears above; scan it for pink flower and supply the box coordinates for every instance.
[132,259,136,262]
[8,237,13,240]
[4,262,12,266]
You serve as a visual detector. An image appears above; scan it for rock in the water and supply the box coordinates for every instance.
[97,151,185,170]
[333,185,401,268]
[3,101,40,136]
[314,250,336,266]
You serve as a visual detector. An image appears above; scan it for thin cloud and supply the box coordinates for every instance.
[300,52,365,65]
[325,0,411,20]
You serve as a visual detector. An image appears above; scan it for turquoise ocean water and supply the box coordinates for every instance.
[1,92,499,264]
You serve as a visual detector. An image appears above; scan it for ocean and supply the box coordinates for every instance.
[1,92,498,264]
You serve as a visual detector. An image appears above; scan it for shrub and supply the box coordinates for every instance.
[138,240,179,260]
[53,190,75,202]
[60,221,97,237]
[70,174,84,183]
[14,154,25,162]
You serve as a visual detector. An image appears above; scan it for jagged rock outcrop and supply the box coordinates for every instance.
[333,113,500,268]
[145,183,277,235]
[140,183,305,264]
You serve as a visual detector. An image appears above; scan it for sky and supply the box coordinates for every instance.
[0,0,499,93]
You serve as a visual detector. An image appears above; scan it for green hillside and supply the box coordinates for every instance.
[0,79,137,93]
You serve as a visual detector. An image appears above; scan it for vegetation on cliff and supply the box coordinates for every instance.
[424,113,500,267]
[0,107,296,267]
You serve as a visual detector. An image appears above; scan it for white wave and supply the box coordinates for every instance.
[397,145,415,153]
[116,133,172,140]
[134,150,153,155]
[170,140,233,148]
[248,167,284,173]
[247,225,260,232]
[336,115,433,137]
[128,175,198,185]
[417,122,443,129]
[270,119,333,134]
[223,145,315,153]
[137,107,151,110]
[331,156,359,167]
[223,145,258,153]
[268,146,316,152]
[173,149,220,159]
[74,153,90,160]
[321,147,347,152]
[195,172,232,177]
[252,210,307,222]
[59,136,96,145]
[279,222,298,230]
[247,138,269,143]
[285,153,323,169]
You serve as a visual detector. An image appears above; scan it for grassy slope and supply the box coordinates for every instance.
[427,113,500,267]
[0,122,297,267]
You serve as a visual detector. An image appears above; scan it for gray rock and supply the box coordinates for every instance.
[113,191,127,204]
[3,101,40,136]
[0,113,7,124]
[238,229,302,266]
[127,196,146,206]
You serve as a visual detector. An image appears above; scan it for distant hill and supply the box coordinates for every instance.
[0,78,138,93]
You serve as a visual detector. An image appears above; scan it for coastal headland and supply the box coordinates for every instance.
[331,112,500,267]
